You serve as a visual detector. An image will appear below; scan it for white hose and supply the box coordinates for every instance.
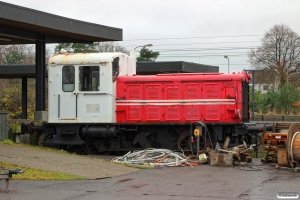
[111,148,190,166]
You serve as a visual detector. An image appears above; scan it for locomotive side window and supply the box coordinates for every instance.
[79,66,100,91]
[62,66,75,92]
[112,57,119,82]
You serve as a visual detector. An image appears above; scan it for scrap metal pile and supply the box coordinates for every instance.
[111,148,198,167]
[111,139,255,168]
[207,138,255,167]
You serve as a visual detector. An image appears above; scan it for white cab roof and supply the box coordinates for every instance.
[49,52,128,66]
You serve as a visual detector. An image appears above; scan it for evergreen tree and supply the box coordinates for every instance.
[277,83,299,114]
[136,47,160,62]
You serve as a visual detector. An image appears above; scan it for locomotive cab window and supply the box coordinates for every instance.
[62,66,75,92]
[79,66,100,91]
[112,57,119,82]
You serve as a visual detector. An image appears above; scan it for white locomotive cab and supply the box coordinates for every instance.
[47,52,135,123]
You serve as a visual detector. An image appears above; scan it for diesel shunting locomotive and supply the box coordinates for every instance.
[31,51,266,154]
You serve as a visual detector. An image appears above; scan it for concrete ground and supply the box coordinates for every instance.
[1,158,299,200]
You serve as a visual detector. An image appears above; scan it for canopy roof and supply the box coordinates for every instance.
[0,2,122,45]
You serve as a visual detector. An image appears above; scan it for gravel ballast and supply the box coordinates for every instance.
[0,144,139,179]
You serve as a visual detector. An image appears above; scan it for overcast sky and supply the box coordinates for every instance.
[3,0,300,73]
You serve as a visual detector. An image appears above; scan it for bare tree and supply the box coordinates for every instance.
[97,42,129,55]
[248,24,300,89]
[54,42,129,55]
[0,45,35,64]
[0,45,51,119]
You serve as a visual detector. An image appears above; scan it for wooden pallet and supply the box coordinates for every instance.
[261,133,287,144]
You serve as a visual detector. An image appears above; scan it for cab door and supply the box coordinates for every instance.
[76,65,102,122]
[60,65,77,120]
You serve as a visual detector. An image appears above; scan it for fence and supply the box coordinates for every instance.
[253,115,300,122]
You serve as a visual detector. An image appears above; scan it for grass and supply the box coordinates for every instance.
[0,139,70,154]
[0,162,86,180]
[1,139,14,145]
[0,139,153,181]
[0,140,87,180]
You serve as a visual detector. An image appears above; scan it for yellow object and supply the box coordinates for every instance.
[194,129,201,136]
[199,153,208,164]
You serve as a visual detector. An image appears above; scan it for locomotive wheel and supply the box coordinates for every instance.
[177,130,204,152]
[39,134,54,147]
[85,138,99,155]
[85,138,110,155]
[177,130,191,150]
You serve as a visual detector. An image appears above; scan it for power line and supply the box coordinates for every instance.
[155,60,251,65]
[152,46,258,52]
[160,51,249,55]
[124,40,261,47]
[124,32,300,42]
[123,34,262,41]
[45,40,261,49]
[159,55,248,58]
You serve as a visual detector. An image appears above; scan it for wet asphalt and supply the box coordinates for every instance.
[1,158,300,200]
